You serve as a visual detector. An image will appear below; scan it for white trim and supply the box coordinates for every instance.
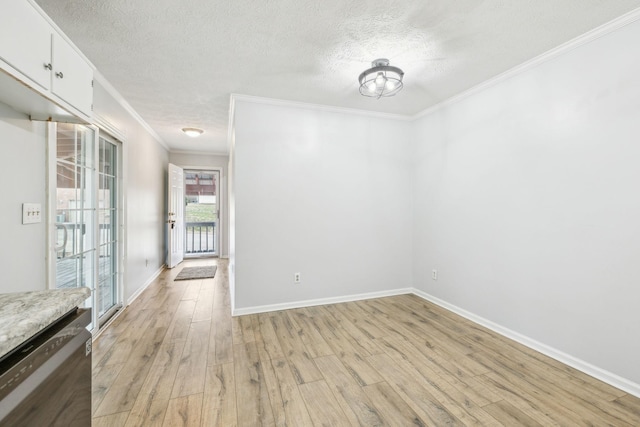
[230,94,412,122]
[126,265,165,305]
[227,94,236,154]
[93,72,169,151]
[172,164,225,171]
[92,111,126,142]
[45,123,57,289]
[169,149,230,157]
[411,288,640,398]
[90,124,100,329]
[411,6,640,120]
[182,167,223,257]
[232,288,413,316]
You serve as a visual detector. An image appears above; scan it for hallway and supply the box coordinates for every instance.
[92,258,231,426]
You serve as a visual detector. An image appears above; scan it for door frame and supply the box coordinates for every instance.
[181,166,224,258]
[96,132,124,327]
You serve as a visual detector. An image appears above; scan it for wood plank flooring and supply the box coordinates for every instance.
[92,259,640,426]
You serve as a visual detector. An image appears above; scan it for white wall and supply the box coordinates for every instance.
[168,151,230,257]
[412,18,640,385]
[228,126,236,310]
[0,79,168,302]
[231,99,413,311]
[93,77,169,303]
[0,102,47,293]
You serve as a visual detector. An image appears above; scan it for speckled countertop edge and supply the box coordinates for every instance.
[0,287,91,359]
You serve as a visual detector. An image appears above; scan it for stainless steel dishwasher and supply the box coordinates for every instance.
[0,308,92,426]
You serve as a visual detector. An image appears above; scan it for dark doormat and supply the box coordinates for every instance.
[174,265,217,281]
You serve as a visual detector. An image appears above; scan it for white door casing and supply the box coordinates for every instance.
[167,163,184,268]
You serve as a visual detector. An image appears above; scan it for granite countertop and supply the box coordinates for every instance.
[0,287,91,359]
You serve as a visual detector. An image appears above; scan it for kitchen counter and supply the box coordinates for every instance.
[0,287,91,359]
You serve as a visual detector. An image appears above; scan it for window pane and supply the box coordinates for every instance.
[55,124,96,290]
[99,140,115,175]
[55,211,86,258]
[98,243,112,281]
[56,255,79,288]
[56,123,76,162]
[56,252,94,289]
[99,176,114,208]
[77,125,94,167]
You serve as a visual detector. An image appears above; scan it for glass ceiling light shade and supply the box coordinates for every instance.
[358,58,404,99]
[182,127,204,137]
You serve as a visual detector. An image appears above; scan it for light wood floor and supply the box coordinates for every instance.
[92,259,640,426]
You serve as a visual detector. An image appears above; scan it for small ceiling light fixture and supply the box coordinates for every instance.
[182,127,204,137]
[359,58,404,99]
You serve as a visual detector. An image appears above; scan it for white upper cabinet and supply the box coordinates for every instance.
[51,33,94,115]
[0,0,52,90]
[0,0,94,122]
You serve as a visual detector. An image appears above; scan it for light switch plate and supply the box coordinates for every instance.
[22,203,42,224]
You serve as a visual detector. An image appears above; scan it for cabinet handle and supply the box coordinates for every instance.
[44,63,52,70]
[55,71,64,79]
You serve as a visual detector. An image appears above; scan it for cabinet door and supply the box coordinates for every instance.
[0,1,52,90]
[51,33,93,116]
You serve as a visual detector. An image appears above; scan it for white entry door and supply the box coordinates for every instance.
[167,163,185,268]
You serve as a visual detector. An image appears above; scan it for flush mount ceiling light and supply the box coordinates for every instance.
[358,58,404,99]
[182,127,204,137]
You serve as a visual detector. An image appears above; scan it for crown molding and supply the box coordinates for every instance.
[412,6,640,120]
[169,149,229,157]
[230,93,412,122]
[91,111,126,142]
[93,71,169,151]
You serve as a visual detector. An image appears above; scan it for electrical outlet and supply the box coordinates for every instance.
[432,269,438,280]
[294,272,301,284]
[22,203,42,224]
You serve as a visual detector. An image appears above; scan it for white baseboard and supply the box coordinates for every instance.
[232,288,413,316]
[411,288,640,398]
[127,266,165,306]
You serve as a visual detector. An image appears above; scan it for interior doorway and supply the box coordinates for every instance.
[184,169,220,257]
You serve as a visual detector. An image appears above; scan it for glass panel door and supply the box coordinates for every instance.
[97,135,119,321]
[49,123,122,331]
[54,123,96,292]
[184,169,219,256]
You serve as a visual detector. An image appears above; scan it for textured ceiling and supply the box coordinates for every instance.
[34,0,640,153]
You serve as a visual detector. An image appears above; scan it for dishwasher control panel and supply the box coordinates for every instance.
[0,308,90,401]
